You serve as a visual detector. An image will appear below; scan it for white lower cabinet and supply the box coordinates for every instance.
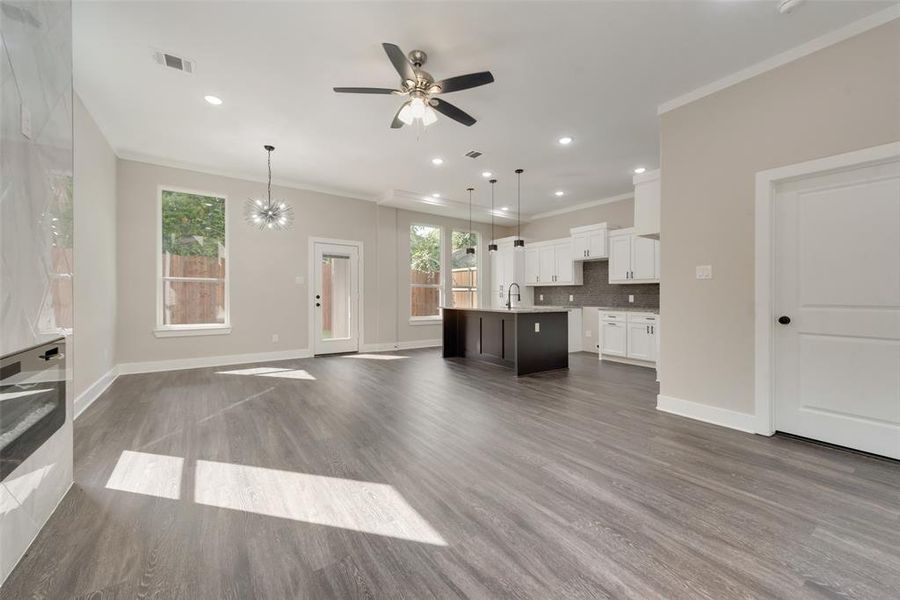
[599,310,658,366]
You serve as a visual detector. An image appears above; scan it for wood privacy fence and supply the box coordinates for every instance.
[410,267,478,315]
[162,254,226,325]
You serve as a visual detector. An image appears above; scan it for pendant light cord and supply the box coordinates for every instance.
[490,180,495,242]
[267,149,272,204]
[516,169,522,239]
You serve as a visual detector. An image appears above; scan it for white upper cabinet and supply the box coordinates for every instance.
[490,237,528,307]
[570,223,612,261]
[633,169,660,239]
[523,239,582,286]
[608,228,660,284]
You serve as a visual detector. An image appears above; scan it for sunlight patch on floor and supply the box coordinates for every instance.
[106,450,183,500]
[194,460,447,546]
[343,354,408,361]
[216,367,316,380]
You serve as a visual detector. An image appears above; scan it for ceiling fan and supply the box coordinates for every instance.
[334,43,494,129]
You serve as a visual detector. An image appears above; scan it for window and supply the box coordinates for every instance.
[409,224,441,320]
[158,189,228,332]
[451,231,478,308]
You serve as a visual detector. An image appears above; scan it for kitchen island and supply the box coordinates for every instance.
[441,306,568,376]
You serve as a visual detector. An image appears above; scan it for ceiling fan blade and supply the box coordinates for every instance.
[432,71,494,94]
[333,87,399,94]
[391,101,411,129]
[430,98,476,127]
[382,43,417,84]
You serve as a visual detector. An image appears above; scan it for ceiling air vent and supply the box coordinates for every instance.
[464,150,482,159]
[153,51,194,73]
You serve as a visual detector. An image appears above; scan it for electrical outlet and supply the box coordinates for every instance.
[539,294,544,301]
[569,294,574,302]
[628,295,634,303]
[271,334,279,343]
[696,265,713,280]
[534,322,540,333]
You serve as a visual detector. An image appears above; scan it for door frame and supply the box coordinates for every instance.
[753,141,900,435]
[307,237,365,355]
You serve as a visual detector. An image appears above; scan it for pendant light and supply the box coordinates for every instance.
[488,178,498,253]
[466,187,476,255]
[513,168,525,247]
[245,145,294,231]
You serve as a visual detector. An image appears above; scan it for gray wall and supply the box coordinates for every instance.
[659,19,900,415]
[73,95,117,397]
[533,261,659,309]
[500,197,635,240]
[114,159,495,364]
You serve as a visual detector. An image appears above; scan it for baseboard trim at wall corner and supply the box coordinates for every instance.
[117,348,314,375]
[74,366,120,420]
[396,339,441,351]
[656,394,756,434]
[359,340,441,353]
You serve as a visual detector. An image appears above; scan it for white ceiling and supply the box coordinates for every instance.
[74,1,894,221]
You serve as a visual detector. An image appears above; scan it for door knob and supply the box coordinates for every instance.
[315,294,321,299]
[316,302,321,307]
[777,315,791,325]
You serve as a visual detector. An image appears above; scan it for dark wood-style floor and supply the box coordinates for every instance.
[2,351,898,599]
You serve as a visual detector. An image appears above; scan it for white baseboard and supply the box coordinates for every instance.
[360,339,441,352]
[74,366,119,419]
[657,394,756,434]
[118,348,314,375]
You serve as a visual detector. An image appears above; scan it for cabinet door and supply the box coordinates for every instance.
[601,321,627,356]
[631,236,657,281]
[587,229,607,259]
[572,233,588,260]
[524,248,540,284]
[626,321,654,361]
[608,234,631,282]
[538,246,556,284]
[554,242,574,283]
[582,307,600,353]
[567,309,582,352]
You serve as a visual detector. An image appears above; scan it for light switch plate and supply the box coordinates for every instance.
[696,265,713,280]
[585,330,592,338]
[534,322,540,333]
[271,334,279,343]
[295,275,305,285]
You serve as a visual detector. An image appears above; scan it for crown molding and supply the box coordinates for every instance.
[115,150,379,203]
[528,192,633,221]
[658,5,900,115]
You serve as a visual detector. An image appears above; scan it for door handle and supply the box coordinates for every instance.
[777,315,791,325]
[315,294,321,299]
[316,302,321,307]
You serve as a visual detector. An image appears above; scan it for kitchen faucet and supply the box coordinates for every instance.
[505,282,521,310]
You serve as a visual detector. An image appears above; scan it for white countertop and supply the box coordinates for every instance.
[441,306,570,314]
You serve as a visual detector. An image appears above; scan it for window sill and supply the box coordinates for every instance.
[408,318,441,326]
[154,326,232,338]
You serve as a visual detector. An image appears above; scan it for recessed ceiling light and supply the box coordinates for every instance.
[557,136,573,145]
[633,167,646,174]
[431,157,444,166]
[501,206,509,211]
[431,193,440,198]
[482,171,492,178]
[204,95,223,105]
[554,191,565,197]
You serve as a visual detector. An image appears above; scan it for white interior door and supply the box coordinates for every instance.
[314,242,359,355]
[773,160,900,459]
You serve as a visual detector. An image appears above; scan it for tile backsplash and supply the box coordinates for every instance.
[533,261,659,309]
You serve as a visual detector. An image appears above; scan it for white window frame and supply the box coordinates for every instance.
[155,185,231,338]
[409,223,444,324]
[450,229,480,310]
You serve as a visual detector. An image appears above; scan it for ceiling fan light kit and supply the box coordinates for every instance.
[334,43,494,129]
[244,145,294,231]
